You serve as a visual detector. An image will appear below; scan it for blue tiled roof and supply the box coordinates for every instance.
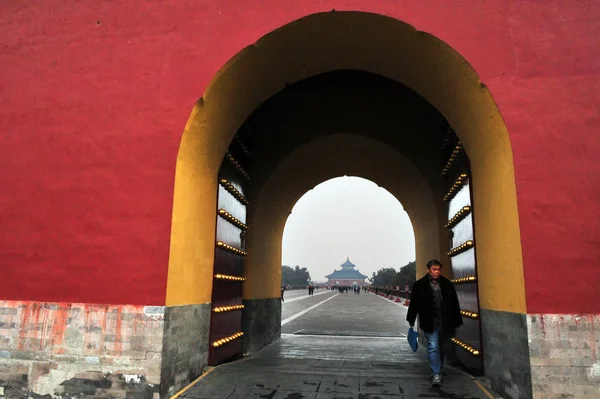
[326,257,367,279]
[325,269,368,279]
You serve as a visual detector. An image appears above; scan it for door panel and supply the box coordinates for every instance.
[442,126,484,373]
[208,132,250,366]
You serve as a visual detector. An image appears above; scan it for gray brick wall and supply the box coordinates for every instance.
[242,298,281,353]
[528,314,600,399]
[481,309,533,399]
[160,304,211,398]
[0,301,165,398]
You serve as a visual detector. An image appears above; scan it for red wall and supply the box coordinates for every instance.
[1,1,598,311]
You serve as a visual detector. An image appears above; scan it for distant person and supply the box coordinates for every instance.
[281,286,285,302]
[406,259,462,387]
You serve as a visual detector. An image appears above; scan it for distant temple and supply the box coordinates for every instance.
[325,257,368,286]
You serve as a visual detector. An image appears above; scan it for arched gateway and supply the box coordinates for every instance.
[3,5,597,399]
[168,11,526,398]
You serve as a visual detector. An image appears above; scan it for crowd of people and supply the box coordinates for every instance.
[280,283,374,301]
[328,285,368,294]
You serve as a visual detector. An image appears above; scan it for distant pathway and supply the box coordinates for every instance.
[282,293,339,326]
[282,290,409,336]
[282,289,332,303]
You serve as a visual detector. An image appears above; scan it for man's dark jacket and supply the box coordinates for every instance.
[406,275,463,334]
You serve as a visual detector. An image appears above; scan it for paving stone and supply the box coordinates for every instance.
[341,361,373,370]
[315,393,359,399]
[313,360,345,369]
[359,377,401,395]
[274,391,318,399]
[319,376,360,393]
[279,376,322,392]
[237,373,283,391]
[228,386,279,399]
[183,384,236,399]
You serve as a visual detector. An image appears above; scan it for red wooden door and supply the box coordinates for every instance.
[208,129,251,365]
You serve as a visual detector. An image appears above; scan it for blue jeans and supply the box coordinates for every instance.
[423,330,445,374]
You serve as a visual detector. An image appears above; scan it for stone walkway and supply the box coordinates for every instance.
[179,334,499,399]
[178,292,500,399]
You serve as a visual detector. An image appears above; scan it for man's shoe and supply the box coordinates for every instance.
[432,373,442,386]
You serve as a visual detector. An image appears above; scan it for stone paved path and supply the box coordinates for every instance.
[179,292,499,399]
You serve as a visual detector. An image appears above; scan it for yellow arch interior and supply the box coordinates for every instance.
[166,11,526,314]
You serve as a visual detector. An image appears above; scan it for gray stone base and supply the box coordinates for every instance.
[0,301,165,399]
[528,313,600,399]
[481,309,532,399]
[0,301,212,399]
[242,298,281,353]
[160,303,211,398]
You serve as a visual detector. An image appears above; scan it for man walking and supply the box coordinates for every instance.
[407,259,463,386]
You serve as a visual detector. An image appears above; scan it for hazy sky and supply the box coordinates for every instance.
[282,176,416,282]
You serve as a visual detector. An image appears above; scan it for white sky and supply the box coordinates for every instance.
[282,176,416,282]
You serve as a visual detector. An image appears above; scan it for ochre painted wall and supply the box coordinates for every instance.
[1,1,599,312]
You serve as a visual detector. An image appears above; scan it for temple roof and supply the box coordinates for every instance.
[326,257,368,280]
[325,269,368,279]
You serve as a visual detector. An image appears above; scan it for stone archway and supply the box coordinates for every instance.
[167,11,525,396]
[167,11,523,313]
